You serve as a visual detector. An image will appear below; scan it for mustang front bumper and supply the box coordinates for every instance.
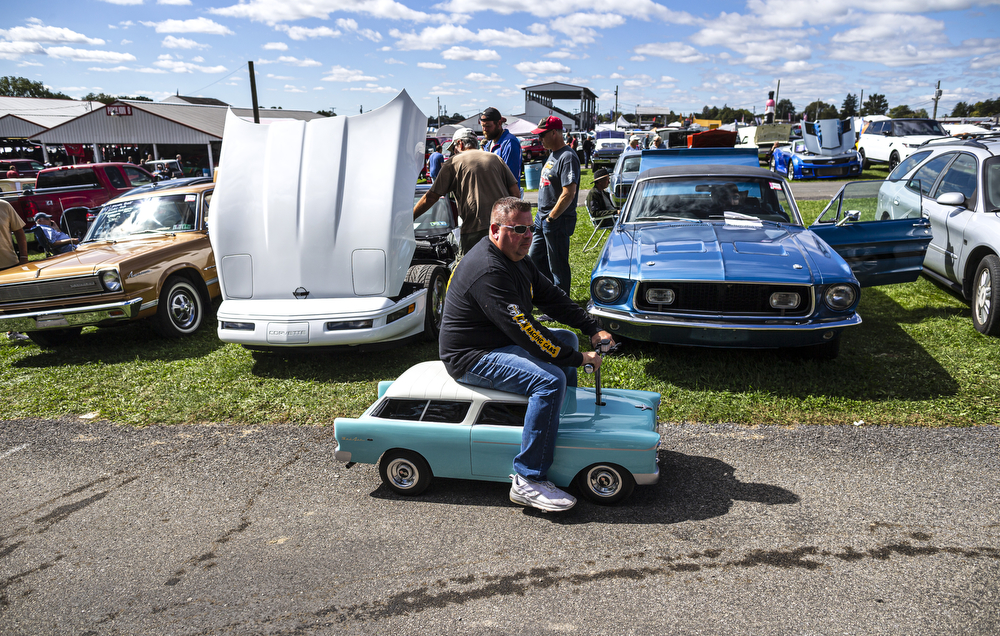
[0,297,144,332]
[589,303,861,347]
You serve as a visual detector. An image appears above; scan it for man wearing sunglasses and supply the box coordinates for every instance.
[440,197,615,512]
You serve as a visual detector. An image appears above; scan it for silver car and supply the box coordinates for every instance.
[872,136,1000,335]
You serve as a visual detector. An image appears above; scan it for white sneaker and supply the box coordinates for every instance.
[509,474,576,512]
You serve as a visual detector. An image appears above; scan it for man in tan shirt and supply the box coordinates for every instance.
[413,126,521,255]
[0,199,27,271]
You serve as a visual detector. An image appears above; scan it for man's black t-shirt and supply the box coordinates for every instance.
[439,237,600,379]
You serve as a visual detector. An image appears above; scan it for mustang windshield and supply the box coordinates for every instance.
[626,176,799,224]
[86,193,199,241]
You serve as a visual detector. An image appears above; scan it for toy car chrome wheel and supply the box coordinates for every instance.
[972,255,1000,336]
[379,450,432,496]
[575,463,635,505]
[154,276,204,337]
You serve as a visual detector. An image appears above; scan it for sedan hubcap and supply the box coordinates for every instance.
[170,292,196,328]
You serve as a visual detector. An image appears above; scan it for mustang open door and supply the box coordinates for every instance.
[810,180,933,287]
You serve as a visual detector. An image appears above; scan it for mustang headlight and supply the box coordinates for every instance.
[770,291,801,309]
[645,288,675,305]
[824,284,858,310]
[99,269,122,292]
[592,277,623,303]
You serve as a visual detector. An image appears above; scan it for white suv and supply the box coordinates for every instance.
[874,135,1000,335]
[857,118,948,171]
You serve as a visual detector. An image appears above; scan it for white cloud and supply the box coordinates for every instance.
[336,18,382,42]
[275,25,341,40]
[418,62,447,69]
[441,46,500,61]
[0,21,105,45]
[429,85,471,96]
[550,12,626,44]
[434,0,697,25]
[97,0,142,5]
[322,65,378,82]
[141,18,234,35]
[632,42,709,64]
[267,73,295,80]
[158,0,193,4]
[278,55,322,67]
[263,42,287,50]
[346,83,398,93]
[210,0,450,26]
[465,72,504,82]
[385,57,406,64]
[514,60,571,74]
[390,25,552,51]
[162,35,209,49]
[153,54,227,73]
[45,46,137,63]
[0,41,45,60]
[284,84,306,93]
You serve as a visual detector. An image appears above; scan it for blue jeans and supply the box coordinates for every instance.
[458,329,579,480]
[528,212,577,296]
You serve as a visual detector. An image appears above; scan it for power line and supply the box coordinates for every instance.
[190,64,247,96]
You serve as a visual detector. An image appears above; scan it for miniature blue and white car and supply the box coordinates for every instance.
[333,361,661,504]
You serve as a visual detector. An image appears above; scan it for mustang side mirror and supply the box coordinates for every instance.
[935,191,966,207]
[836,210,861,227]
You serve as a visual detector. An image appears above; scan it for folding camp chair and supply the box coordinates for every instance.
[583,206,617,252]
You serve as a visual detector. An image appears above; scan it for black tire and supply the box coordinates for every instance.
[888,151,900,173]
[575,463,635,505]
[405,264,448,341]
[880,211,890,221]
[971,255,1000,336]
[379,450,432,496]
[153,276,204,338]
[27,327,82,348]
[769,157,779,173]
[859,148,870,170]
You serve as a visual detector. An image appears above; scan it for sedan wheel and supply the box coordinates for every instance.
[153,276,204,337]
[972,255,1000,336]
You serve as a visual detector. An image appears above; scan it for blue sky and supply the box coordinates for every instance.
[3,0,999,121]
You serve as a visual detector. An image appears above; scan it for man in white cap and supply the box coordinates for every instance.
[413,126,521,255]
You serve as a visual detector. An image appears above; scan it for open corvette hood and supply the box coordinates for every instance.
[632,221,823,285]
[210,91,426,301]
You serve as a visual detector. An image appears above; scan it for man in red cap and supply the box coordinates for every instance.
[527,116,580,296]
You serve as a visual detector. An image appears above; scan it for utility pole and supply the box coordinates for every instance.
[437,97,441,128]
[247,61,260,124]
[614,86,619,131]
[932,80,942,119]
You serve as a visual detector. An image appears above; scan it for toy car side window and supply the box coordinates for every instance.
[422,401,471,423]
[476,402,528,426]
[374,398,427,420]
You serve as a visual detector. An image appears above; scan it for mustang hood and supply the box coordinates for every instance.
[633,221,819,284]
[210,91,426,301]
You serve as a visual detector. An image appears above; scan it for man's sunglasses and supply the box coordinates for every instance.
[499,224,533,234]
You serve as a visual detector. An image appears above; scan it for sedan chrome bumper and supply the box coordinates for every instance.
[0,297,143,332]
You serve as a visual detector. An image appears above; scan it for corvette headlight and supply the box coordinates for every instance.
[824,284,857,310]
[99,269,122,292]
[592,277,623,303]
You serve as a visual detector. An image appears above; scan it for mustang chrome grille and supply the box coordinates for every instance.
[0,275,105,304]
[635,282,812,316]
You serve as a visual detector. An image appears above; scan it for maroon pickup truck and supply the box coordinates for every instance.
[1,162,155,228]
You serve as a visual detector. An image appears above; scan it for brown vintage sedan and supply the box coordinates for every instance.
[0,179,219,347]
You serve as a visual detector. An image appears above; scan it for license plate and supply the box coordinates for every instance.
[36,315,69,328]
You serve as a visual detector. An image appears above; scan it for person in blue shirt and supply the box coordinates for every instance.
[33,213,78,254]
[427,144,444,181]
[479,107,523,190]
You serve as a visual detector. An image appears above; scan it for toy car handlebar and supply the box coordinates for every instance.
[583,339,615,405]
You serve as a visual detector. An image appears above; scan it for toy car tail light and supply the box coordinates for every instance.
[769,292,801,309]
[645,288,675,305]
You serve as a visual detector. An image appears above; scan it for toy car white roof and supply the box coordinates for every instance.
[383,361,528,404]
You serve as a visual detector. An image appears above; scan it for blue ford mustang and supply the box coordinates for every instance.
[588,162,932,358]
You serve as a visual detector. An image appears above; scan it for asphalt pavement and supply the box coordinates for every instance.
[2,418,997,635]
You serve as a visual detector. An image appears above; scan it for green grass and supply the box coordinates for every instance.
[2,200,998,428]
